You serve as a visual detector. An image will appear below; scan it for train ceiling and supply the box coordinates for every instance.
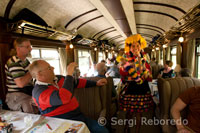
[0,0,200,49]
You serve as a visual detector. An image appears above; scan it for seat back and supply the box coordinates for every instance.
[81,77,117,119]
[151,65,163,79]
[73,77,107,120]
[157,77,200,133]
[105,77,117,119]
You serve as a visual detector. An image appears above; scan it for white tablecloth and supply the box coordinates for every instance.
[0,110,90,133]
[148,80,159,105]
[148,80,158,95]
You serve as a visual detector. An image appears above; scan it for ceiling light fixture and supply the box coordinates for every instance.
[178,32,184,43]
[163,44,168,48]
[69,44,73,49]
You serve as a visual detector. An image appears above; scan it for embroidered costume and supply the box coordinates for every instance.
[119,34,154,112]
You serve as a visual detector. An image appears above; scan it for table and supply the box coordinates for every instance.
[0,110,90,133]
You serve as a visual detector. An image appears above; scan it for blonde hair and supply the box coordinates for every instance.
[124,34,147,53]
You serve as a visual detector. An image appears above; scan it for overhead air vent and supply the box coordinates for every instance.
[77,38,94,45]
[7,20,75,41]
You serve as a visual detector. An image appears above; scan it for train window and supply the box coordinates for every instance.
[171,47,177,69]
[108,52,112,59]
[31,49,40,58]
[78,50,90,76]
[29,48,61,75]
[98,51,104,62]
[196,43,200,78]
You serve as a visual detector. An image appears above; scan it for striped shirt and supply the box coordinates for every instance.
[5,56,33,94]
[33,75,97,118]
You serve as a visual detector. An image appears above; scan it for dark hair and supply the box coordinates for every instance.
[165,60,173,67]
[180,68,192,77]
[101,60,106,63]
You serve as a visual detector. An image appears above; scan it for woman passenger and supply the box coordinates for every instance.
[119,34,154,132]
[157,60,175,78]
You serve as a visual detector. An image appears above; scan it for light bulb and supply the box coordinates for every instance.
[163,44,168,48]
[69,44,73,49]
[178,37,184,42]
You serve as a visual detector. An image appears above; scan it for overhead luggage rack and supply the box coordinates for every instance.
[164,2,200,40]
[7,20,75,41]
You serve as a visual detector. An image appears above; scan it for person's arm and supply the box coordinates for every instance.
[14,72,32,88]
[157,69,163,78]
[74,78,107,89]
[171,98,190,133]
[157,74,162,78]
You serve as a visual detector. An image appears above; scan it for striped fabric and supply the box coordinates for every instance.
[5,56,32,92]
[33,75,97,118]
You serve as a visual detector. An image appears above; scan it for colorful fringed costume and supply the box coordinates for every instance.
[119,34,154,113]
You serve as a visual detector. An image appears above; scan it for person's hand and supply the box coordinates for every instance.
[67,62,78,76]
[96,78,107,86]
[177,128,191,133]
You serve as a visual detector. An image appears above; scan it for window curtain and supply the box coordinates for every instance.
[74,49,79,64]
[96,50,99,63]
[59,47,68,75]
[176,43,182,65]
[90,50,95,63]
[166,46,170,60]
[163,48,166,65]
[156,50,160,64]
[186,39,195,75]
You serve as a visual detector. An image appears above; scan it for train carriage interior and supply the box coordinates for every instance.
[0,0,200,133]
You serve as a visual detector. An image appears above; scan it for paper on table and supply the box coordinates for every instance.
[53,122,72,132]
[26,117,72,133]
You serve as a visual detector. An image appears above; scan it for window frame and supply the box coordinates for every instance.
[78,49,91,76]
[170,46,177,69]
[29,47,61,74]
[195,39,200,78]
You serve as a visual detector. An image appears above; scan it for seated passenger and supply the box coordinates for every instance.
[29,60,108,133]
[106,61,120,78]
[150,57,156,67]
[96,62,107,78]
[171,86,200,133]
[157,60,175,78]
[96,62,117,97]
[179,68,192,77]
[5,38,37,113]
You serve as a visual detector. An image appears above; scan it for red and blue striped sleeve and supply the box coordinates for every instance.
[37,86,73,110]
[75,78,97,88]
